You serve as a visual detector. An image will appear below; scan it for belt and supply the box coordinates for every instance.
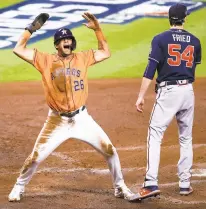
[155,80,192,93]
[60,106,86,118]
[158,79,192,88]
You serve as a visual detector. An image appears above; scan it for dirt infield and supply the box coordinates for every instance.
[0,78,206,209]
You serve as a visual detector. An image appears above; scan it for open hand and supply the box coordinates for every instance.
[82,12,100,31]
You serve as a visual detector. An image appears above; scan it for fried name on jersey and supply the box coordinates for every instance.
[172,34,190,42]
[51,68,81,80]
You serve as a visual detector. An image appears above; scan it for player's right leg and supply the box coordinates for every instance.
[8,110,71,202]
[70,108,135,201]
[176,84,194,196]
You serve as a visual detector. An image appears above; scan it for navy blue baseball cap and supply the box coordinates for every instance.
[169,3,190,20]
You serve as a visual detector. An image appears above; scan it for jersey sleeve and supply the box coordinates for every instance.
[148,36,163,63]
[195,40,201,64]
[33,49,51,73]
[143,59,158,80]
[81,49,96,67]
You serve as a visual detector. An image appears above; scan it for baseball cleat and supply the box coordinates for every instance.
[127,193,142,202]
[8,184,25,202]
[179,186,193,196]
[114,185,135,201]
[128,186,160,201]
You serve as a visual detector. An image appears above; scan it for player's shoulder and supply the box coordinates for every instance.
[72,51,85,59]
[75,49,93,54]
[35,49,53,60]
[36,49,50,56]
[151,30,171,43]
[185,30,201,44]
[50,52,60,61]
[73,49,94,58]
[73,51,84,57]
[154,30,173,40]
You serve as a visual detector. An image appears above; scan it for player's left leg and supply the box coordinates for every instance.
[70,108,135,201]
[8,109,73,202]
[176,84,194,195]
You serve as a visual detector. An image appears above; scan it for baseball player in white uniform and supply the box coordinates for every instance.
[130,3,202,201]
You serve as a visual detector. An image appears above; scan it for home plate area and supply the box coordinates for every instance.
[0,79,206,209]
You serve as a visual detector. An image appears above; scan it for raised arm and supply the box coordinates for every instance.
[13,13,49,64]
[82,12,110,62]
[13,30,34,64]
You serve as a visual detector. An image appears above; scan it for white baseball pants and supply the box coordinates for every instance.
[15,107,125,189]
[144,84,194,189]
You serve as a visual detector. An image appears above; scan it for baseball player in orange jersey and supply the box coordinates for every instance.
[8,13,134,202]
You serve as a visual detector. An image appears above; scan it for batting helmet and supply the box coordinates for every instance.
[169,3,190,25]
[54,28,76,50]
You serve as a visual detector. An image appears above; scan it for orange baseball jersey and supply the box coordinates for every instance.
[33,49,96,112]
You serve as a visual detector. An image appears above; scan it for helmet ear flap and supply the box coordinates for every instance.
[71,37,77,51]
[54,40,60,50]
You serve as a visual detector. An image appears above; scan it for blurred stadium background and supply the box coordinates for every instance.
[0,0,205,82]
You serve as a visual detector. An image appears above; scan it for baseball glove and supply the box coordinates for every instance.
[25,13,49,34]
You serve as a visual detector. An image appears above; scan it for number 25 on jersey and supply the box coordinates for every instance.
[167,44,194,68]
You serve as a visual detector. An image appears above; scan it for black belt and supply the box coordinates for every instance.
[60,106,86,118]
[155,80,193,92]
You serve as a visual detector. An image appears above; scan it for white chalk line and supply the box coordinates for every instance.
[35,164,177,175]
[65,143,206,154]
[160,179,206,187]
[192,169,206,177]
[0,167,144,175]
[50,144,206,178]
[36,167,145,174]
[2,165,206,178]
[65,146,146,153]
[51,152,75,162]
[26,190,66,197]
[36,167,206,178]
[1,144,204,175]
[160,196,206,205]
